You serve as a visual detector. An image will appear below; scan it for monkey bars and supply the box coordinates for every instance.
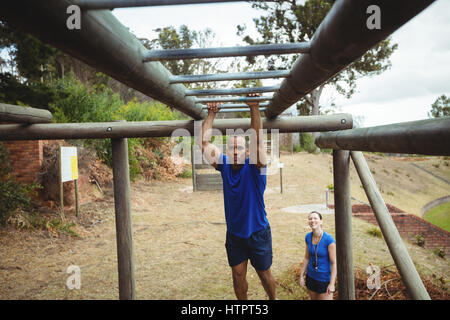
[194,96,273,103]
[185,85,280,96]
[170,70,289,84]
[143,43,310,62]
[200,102,270,109]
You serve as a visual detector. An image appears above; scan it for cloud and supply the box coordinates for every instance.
[112,3,261,46]
[339,94,438,128]
[328,0,450,123]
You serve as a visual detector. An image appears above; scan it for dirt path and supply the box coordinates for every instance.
[0,152,448,299]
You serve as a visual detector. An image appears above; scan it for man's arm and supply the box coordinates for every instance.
[201,102,221,169]
[247,93,267,168]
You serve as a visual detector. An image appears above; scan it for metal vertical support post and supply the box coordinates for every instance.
[111,122,136,300]
[58,146,65,221]
[351,151,430,300]
[333,150,355,300]
[191,144,197,192]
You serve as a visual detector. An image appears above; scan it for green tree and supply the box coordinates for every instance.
[140,25,234,90]
[237,0,398,117]
[0,72,57,108]
[428,94,449,118]
[0,20,59,82]
[145,25,197,75]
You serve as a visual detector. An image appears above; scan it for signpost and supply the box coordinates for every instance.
[59,146,80,218]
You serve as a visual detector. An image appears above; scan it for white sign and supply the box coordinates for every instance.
[61,147,78,182]
[278,162,284,169]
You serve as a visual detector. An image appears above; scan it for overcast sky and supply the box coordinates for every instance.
[112,1,450,127]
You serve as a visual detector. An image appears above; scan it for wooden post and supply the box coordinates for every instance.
[0,102,53,123]
[279,165,283,194]
[351,151,430,300]
[111,129,136,300]
[333,150,355,300]
[74,179,80,218]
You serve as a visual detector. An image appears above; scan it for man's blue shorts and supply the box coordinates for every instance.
[225,225,273,271]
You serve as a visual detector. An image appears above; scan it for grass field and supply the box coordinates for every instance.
[424,202,450,232]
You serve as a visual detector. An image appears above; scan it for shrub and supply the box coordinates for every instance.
[415,234,425,247]
[299,133,317,153]
[49,76,183,180]
[50,73,123,124]
[366,227,382,238]
[293,144,302,153]
[177,169,192,179]
[433,247,446,259]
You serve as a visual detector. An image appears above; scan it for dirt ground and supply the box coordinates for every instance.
[0,152,449,299]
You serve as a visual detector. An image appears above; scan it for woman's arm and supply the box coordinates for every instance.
[327,243,337,294]
[299,244,310,287]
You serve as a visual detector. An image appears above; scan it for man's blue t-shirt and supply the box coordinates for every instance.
[215,153,269,239]
[305,231,335,282]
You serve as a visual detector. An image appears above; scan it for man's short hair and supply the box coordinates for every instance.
[227,135,249,149]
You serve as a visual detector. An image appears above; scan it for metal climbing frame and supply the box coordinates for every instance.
[0,0,445,300]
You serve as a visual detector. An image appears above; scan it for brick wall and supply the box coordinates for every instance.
[329,203,450,256]
[2,140,43,184]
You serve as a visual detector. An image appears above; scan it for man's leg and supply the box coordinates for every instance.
[255,268,277,300]
[231,260,248,300]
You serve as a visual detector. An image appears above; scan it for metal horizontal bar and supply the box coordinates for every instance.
[315,117,450,156]
[185,85,280,96]
[143,43,310,62]
[219,108,266,113]
[0,103,53,124]
[75,0,276,10]
[0,0,205,120]
[0,114,353,140]
[266,0,436,119]
[195,96,273,103]
[201,102,270,109]
[169,70,290,83]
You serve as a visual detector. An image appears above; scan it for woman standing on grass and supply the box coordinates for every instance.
[299,211,337,300]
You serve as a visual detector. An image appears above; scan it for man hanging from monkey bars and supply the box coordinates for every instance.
[201,93,276,300]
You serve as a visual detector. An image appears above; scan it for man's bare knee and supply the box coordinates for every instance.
[232,261,248,279]
[256,269,273,282]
